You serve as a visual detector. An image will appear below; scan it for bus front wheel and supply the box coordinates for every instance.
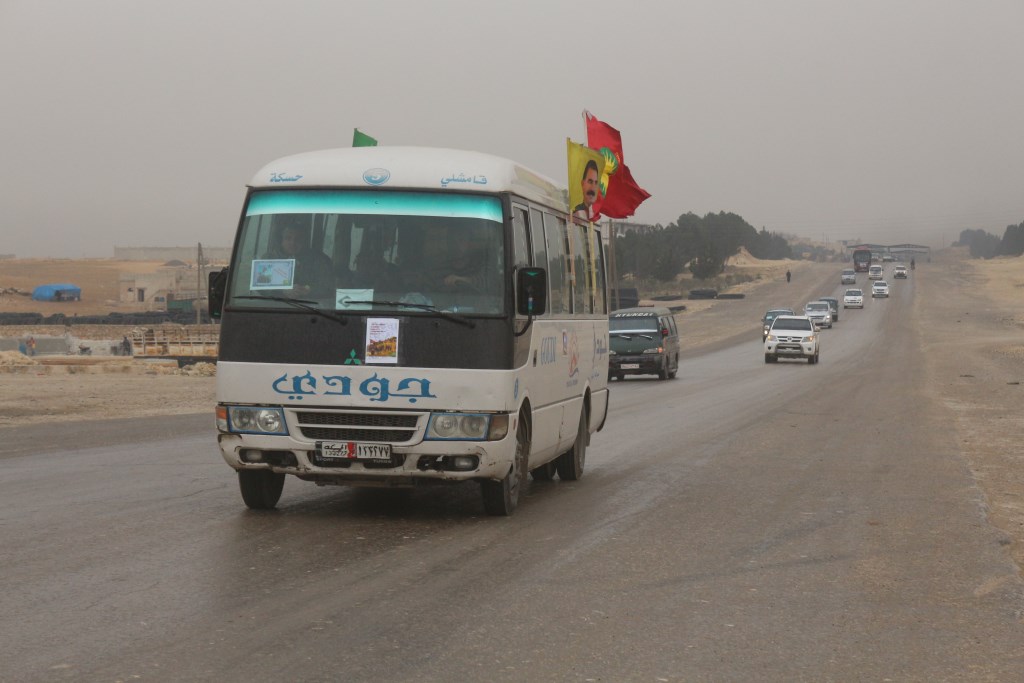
[481,417,529,516]
[238,469,285,510]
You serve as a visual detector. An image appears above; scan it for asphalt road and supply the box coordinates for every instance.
[3,270,1023,682]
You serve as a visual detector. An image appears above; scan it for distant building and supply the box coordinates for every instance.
[114,246,232,261]
[119,263,207,309]
[608,221,658,237]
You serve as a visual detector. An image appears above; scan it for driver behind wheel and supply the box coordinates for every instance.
[430,227,488,291]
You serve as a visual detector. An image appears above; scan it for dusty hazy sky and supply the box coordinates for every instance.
[2,0,1022,257]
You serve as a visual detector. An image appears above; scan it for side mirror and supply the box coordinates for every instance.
[208,268,229,320]
[516,267,547,316]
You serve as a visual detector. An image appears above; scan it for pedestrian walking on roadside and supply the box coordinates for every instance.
[786,270,792,283]
[27,336,36,356]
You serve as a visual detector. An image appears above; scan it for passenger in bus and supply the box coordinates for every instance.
[268,218,334,298]
[339,234,399,290]
[432,230,490,292]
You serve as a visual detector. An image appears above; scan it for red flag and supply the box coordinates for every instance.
[600,162,651,219]
[584,111,651,219]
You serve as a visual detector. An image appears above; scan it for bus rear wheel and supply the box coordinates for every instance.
[238,469,285,510]
[481,417,529,516]
[556,408,588,481]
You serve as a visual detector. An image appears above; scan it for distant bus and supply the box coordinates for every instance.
[208,147,610,515]
[852,248,872,272]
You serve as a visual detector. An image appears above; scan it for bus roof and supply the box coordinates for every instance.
[249,146,569,211]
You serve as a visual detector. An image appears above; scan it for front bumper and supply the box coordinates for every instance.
[610,354,664,376]
[216,408,517,484]
[765,339,816,358]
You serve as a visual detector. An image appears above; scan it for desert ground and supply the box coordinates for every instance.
[1,250,1022,567]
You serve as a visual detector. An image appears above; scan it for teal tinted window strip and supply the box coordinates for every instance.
[246,190,502,222]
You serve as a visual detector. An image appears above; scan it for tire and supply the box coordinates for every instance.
[657,358,668,380]
[531,461,556,481]
[808,352,819,364]
[238,469,285,510]
[765,354,776,364]
[556,408,588,481]
[668,358,678,379]
[481,415,529,515]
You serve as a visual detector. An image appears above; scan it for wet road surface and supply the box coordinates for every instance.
[3,270,1022,681]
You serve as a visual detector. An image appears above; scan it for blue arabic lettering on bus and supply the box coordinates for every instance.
[270,172,304,183]
[272,371,437,403]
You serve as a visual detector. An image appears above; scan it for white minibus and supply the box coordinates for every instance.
[209,147,610,515]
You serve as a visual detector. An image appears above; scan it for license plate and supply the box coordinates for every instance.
[779,347,801,354]
[621,363,640,369]
[316,441,393,462]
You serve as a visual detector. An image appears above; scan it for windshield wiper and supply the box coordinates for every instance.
[611,332,654,340]
[234,295,348,326]
[345,300,475,329]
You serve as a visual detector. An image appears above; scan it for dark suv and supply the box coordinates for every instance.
[609,307,680,381]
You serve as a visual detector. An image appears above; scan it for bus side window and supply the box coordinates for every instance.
[571,221,591,314]
[528,208,548,315]
[512,207,530,271]
[543,213,569,315]
[593,227,607,314]
[528,209,546,267]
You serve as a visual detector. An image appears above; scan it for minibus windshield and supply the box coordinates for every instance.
[228,190,506,315]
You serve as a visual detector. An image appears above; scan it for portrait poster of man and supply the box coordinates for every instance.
[566,139,605,223]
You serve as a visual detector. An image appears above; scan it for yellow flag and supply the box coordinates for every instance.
[566,139,605,223]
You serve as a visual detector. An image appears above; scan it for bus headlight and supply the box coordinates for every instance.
[224,406,289,435]
[426,413,506,441]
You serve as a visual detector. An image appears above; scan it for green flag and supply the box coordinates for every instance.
[353,128,378,147]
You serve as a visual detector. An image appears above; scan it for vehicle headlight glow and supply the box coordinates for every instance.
[427,412,503,441]
[225,406,289,435]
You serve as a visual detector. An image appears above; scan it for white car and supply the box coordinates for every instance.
[841,269,856,285]
[872,280,890,297]
[764,315,820,364]
[843,288,864,308]
[868,265,884,280]
[803,301,833,328]
[893,265,908,279]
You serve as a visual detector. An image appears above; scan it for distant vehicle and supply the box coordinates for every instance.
[609,307,680,381]
[803,301,833,328]
[841,269,856,284]
[872,280,890,297]
[843,289,864,308]
[762,308,795,341]
[852,248,872,273]
[764,315,820,364]
[819,297,840,323]
[868,265,884,280]
[893,265,908,279]
[882,254,895,262]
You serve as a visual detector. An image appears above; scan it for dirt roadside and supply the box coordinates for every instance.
[915,250,1024,569]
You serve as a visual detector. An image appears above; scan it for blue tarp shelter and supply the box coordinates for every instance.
[31,283,82,301]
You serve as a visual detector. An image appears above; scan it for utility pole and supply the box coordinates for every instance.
[608,220,620,311]
[196,242,204,325]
